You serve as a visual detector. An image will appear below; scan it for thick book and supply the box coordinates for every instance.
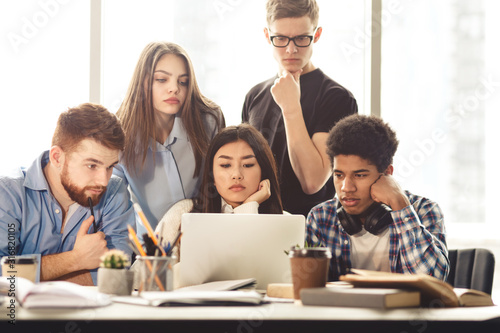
[267,281,353,299]
[0,276,111,309]
[301,286,420,309]
[112,290,263,306]
[339,269,494,307]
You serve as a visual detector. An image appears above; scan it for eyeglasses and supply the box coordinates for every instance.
[269,35,314,48]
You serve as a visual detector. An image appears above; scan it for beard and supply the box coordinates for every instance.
[60,164,106,207]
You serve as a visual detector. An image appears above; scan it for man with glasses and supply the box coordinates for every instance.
[242,0,358,216]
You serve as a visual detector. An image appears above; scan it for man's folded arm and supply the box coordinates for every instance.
[40,252,93,284]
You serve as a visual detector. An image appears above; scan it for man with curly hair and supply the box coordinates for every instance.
[306,115,449,281]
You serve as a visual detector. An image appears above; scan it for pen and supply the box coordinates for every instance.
[127,225,147,257]
[127,239,141,256]
[164,241,172,255]
[88,197,97,233]
[133,203,166,256]
[148,248,161,291]
[167,231,182,257]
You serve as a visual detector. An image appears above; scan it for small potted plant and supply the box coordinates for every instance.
[284,241,317,255]
[97,249,134,295]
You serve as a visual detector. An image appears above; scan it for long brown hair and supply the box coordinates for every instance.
[193,123,283,214]
[116,41,224,176]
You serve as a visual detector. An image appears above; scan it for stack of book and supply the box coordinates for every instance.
[267,269,495,309]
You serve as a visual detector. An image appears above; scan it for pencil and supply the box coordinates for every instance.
[88,197,97,233]
[133,203,166,256]
[127,225,165,291]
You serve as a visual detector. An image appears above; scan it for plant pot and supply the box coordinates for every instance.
[97,268,134,296]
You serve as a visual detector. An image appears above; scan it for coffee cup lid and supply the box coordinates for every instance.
[1,257,36,264]
[288,247,332,258]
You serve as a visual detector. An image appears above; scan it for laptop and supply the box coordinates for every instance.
[178,213,305,290]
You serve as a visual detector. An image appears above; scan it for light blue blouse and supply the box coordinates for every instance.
[113,114,219,239]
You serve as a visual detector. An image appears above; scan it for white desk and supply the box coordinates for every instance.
[4,301,500,333]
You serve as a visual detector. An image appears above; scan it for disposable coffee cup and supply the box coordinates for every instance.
[1,255,39,283]
[136,256,176,293]
[289,248,332,300]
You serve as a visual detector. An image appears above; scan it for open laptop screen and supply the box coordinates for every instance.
[178,213,305,290]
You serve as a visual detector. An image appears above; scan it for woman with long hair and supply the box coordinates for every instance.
[155,123,283,258]
[114,41,225,237]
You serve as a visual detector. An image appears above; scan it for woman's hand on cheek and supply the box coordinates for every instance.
[244,179,271,205]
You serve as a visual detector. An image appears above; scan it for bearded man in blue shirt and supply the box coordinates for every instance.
[306,115,449,281]
[0,103,135,285]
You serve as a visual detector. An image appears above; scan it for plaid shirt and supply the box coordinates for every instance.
[306,191,449,281]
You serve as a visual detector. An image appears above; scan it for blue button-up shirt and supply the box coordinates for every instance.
[0,151,135,284]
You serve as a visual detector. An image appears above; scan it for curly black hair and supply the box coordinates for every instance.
[326,115,399,172]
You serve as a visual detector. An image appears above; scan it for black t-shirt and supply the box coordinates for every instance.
[242,68,358,216]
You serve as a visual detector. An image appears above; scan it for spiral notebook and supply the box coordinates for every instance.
[178,213,305,291]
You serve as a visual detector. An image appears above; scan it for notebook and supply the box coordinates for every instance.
[178,213,305,290]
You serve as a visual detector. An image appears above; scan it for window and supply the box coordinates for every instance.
[0,0,89,173]
[381,0,500,229]
[381,0,500,296]
[101,0,366,126]
[1,1,365,173]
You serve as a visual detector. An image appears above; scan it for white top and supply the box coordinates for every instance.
[349,226,391,272]
[220,198,259,214]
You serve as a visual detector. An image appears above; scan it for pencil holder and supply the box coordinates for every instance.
[136,255,176,293]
